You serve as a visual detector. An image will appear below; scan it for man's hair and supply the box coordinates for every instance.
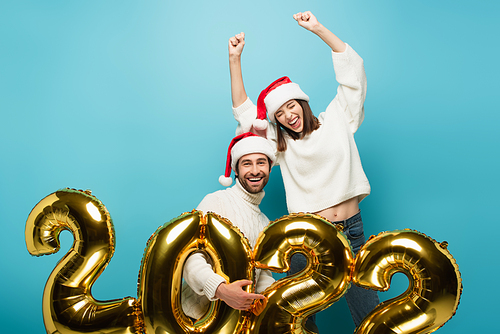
[276,99,320,152]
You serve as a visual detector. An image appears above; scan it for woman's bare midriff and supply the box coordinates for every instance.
[314,197,359,222]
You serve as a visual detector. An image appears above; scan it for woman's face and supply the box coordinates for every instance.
[274,99,304,133]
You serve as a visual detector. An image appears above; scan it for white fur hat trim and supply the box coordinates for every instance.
[230,136,276,171]
[264,82,309,123]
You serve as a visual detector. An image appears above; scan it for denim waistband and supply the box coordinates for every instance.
[333,211,362,229]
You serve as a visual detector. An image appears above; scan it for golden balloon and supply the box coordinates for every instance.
[25,188,142,334]
[138,211,254,334]
[26,189,462,334]
[248,213,353,334]
[352,230,462,334]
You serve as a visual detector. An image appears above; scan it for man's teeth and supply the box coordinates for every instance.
[249,178,262,181]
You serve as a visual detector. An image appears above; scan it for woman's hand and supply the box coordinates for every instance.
[293,11,320,32]
[293,11,346,53]
[228,32,248,107]
[228,32,245,58]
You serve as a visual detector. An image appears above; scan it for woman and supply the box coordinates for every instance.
[227,11,379,329]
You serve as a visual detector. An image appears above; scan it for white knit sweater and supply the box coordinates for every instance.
[233,44,371,213]
[181,179,275,319]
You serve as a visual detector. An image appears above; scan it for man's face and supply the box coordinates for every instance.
[235,153,270,194]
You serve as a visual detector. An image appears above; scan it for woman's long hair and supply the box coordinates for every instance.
[276,99,320,152]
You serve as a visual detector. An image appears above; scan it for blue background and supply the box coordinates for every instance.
[1,1,498,332]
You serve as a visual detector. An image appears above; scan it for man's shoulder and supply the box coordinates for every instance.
[199,188,230,202]
[196,188,232,213]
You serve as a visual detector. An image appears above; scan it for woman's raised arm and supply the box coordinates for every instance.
[228,32,248,108]
[293,11,346,53]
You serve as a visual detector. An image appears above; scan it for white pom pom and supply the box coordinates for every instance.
[253,119,268,131]
[219,175,233,187]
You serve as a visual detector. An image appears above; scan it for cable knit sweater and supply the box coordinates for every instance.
[181,179,275,319]
[233,44,371,213]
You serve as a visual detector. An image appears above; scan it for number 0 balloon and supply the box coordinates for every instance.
[138,211,254,334]
[26,189,462,334]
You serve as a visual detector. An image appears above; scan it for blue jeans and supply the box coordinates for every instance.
[287,211,379,330]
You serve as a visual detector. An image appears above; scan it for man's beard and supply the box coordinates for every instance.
[237,174,269,194]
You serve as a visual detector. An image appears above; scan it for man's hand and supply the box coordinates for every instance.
[228,32,245,58]
[215,279,266,310]
[293,11,320,32]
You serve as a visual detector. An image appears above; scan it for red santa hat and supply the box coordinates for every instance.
[253,76,309,130]
[219,132,276,187]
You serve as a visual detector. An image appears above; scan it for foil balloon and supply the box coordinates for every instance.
[26,189,463,334]
[138,211,254,334]
[25,188,142,334]
[352,230,462,334]
[248,213,353,334]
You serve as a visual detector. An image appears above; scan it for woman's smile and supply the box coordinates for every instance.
[289,116,301,130]
[276,99,304,133]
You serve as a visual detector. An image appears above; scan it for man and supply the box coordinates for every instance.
[181,132,276,320]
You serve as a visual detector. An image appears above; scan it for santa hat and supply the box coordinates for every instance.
[253,76,309,130]
[219,132,276,187]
